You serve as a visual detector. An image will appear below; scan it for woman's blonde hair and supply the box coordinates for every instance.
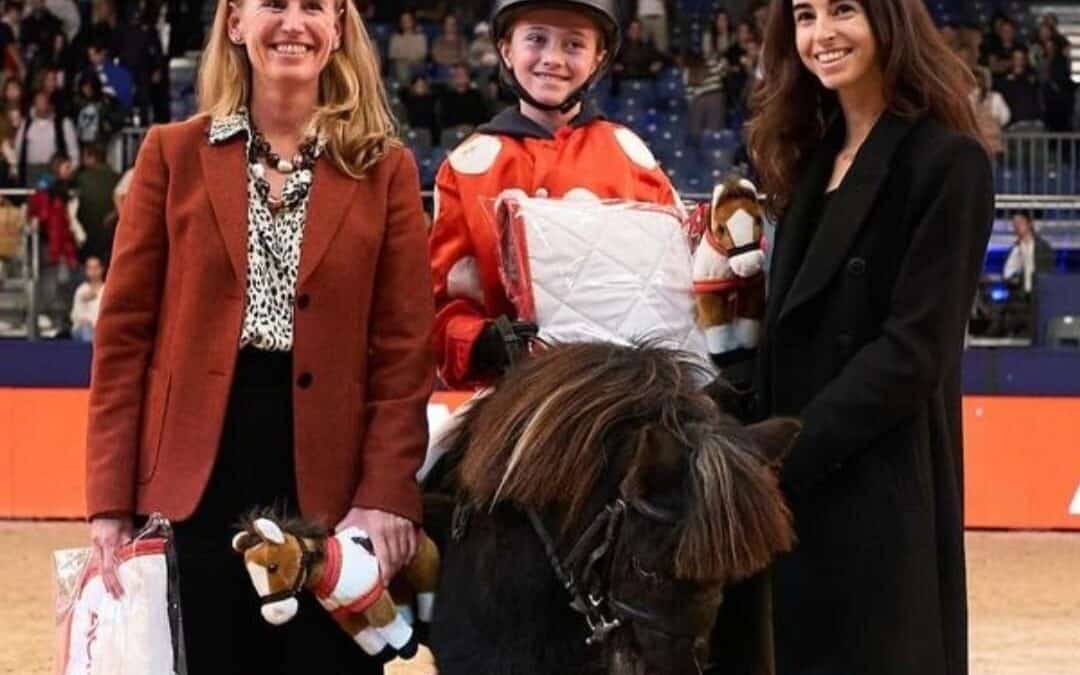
[197,0,399,178]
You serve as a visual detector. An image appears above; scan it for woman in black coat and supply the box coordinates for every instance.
[738,1,995,674]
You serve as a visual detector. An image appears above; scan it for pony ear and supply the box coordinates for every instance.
[232,531,256,553]
[744,418,801,466]
[254,517,286,544]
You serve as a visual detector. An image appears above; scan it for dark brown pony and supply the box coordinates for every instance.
[424,341,797,675]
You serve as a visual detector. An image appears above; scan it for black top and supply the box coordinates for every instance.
[477,102,605,139]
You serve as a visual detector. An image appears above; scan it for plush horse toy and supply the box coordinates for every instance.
[692,176,767,363]
[232,511,440,674]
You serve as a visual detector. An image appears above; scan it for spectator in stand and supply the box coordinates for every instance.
[95,167,130,267]
[85,37,134,112]
[74,142,118,262]
[972,66,1010,155]
[0,1,23,80]
[1004,210,1055,294]
[683,50,726,143]
[431,14,468,69]
[437,62,489,132]
[32,64,72,117]
[702,10,732,60]
[124,0,170,124]
[993,210,1056,337]
[14,88,78,186]
[20,0,64,66]
[74,62,123,145]
[467,21,498,82]
[613,18,666,80]
[987,16,1024,75]
[28,152,80,319]
[632,0,671,53]
[998,47,1044,129]
[1033,20,1074,131]
[402,73,438,141]
[724,21,760,121]
[388,10,428,85]
[70,254,104,342]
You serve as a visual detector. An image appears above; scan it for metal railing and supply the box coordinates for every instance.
[995,132,1080,195]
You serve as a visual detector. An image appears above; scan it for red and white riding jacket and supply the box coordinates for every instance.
[429,106,683,389]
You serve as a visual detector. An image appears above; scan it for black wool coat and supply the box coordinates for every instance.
[756,112,994,675]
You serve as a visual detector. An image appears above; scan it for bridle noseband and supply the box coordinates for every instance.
[257,535,320,608]
[524,495,700,647]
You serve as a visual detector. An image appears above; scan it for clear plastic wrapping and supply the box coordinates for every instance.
[490,192,710,359]
[54,514,186,675]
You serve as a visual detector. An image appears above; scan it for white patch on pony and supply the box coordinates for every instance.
[735,318,761,349]
[260,597,298,625]
[737,179,759,197]
[246,562,271,596]
[378,613,414,649]
[447,256,484,304]
[564,187,601,201]
[396,604,415,626]
[614,127,658,170]
[449,135,502,174]
[416,592,435,622]
[729,249,765,278]
[726,209,756,246]
[253,518,285,544]
[231,531,249,552]
[354,626,388,655]
[706,325,739,354]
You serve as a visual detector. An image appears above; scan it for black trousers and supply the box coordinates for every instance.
[170,348,381,675]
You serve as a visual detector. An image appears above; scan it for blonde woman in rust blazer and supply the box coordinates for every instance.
[84,0,434,671]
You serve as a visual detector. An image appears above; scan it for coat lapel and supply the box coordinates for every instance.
[765,121,842,331]
[200,138,249,283]
[299,158,358,286]
[777,111,918,324]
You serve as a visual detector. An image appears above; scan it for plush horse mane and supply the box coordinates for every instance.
[237,506,331,543]
[451,341,793,584]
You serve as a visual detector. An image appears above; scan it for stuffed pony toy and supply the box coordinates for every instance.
[232,511,439,674]
[692,176,767,364]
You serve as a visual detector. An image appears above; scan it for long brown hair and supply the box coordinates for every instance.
[747,0,986,216]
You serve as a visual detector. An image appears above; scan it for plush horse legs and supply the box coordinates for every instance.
[403,535,440,623]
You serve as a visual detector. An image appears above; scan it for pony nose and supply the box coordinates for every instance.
[729,248,765,278]
[260,597,299,625]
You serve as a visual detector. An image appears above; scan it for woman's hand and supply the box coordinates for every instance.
[336,507,417,584]
[89,515,134,598]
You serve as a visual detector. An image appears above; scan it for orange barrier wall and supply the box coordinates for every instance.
[3,389,1079,529]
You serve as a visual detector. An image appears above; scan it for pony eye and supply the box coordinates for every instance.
[267,563,279,574]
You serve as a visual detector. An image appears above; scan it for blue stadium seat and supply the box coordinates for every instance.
[405,127,433,151]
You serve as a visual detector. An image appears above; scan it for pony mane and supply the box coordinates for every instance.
[452,341,794,584]
[455,341,714,523]
[238,506,331,542]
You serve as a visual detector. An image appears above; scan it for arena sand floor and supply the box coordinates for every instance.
[0,522,1077,674]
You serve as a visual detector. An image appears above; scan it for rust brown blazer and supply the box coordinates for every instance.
[85,116,435,526]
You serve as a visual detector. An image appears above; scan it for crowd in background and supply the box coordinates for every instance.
[0,0,1072,337]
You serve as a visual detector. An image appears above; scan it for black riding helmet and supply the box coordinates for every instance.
[491,0,621,114]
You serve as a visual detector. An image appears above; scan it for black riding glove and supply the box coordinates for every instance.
[471,316,539,375]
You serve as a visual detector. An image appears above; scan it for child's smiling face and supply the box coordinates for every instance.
[499,7,605,109]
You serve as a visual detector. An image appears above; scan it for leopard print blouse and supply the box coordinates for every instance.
[208,110,326,352]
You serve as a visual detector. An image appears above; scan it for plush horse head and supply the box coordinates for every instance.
[707,177,765,279]
[428,341,797,675]
[232,509,440,667]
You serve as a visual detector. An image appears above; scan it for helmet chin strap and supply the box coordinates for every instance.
[503,61,598,115]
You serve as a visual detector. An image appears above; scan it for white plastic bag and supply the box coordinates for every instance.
[54,514,186,675]
[491,192,710,360]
